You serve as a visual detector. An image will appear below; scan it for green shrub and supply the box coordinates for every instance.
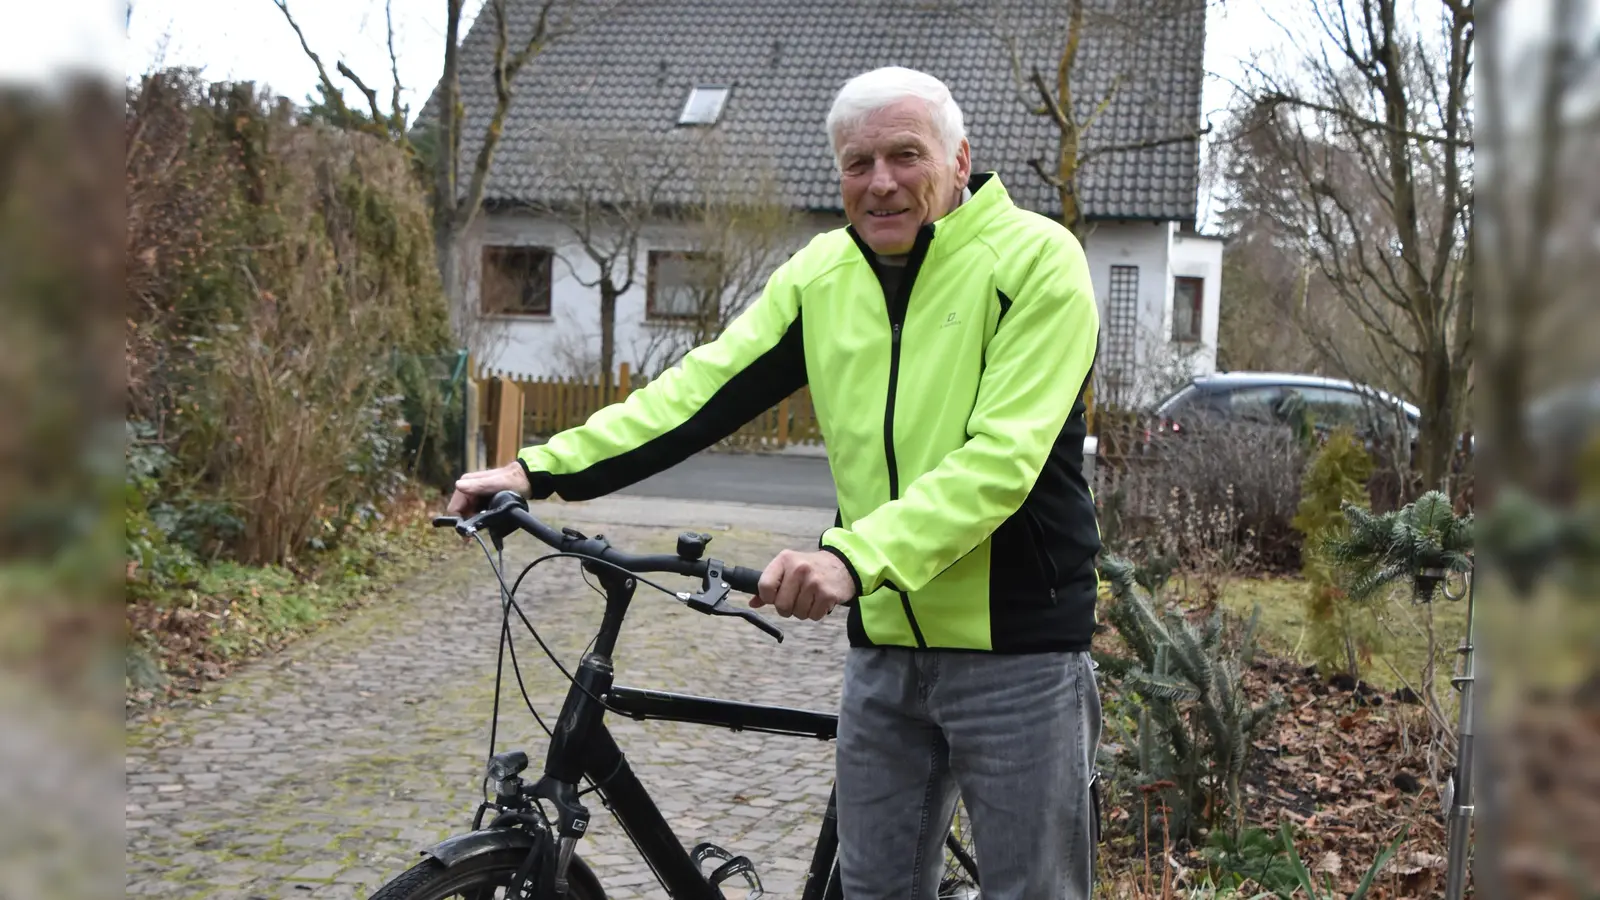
[1291,428,1377,677]
[124,421,198,598]
[1097,555,1284,844]
[125,70,455,568]
[1328,491,1473,603]
[1202,825,1302,895]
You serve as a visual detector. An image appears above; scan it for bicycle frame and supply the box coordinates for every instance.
[560,689,846,900]
[501,552,848,899]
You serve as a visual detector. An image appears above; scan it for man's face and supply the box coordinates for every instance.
[835,98,971,256]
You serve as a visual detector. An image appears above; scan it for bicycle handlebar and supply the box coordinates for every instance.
[433,491,780,641]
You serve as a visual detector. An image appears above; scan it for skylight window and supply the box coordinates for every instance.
[678,86,729,126]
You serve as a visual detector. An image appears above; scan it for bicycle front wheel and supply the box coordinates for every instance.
[938,799,980,899]
[366,847,606,900]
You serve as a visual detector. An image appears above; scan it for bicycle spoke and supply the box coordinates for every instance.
[939,801,980,898]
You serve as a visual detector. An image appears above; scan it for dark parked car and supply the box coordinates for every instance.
[1149,371,1420,449]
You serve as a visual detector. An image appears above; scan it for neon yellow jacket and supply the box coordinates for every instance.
[518,173,1102,652]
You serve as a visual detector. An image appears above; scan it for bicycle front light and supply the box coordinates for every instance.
[487,750,530,797]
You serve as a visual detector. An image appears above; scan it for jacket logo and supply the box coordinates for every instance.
[942,312,960,328]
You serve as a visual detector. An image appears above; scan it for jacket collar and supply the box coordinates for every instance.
[924,172,1011,260]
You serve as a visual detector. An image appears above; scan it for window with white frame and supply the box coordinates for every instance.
[647,250,715,320]
[1172,275,1203,342]
[677,86,729,126]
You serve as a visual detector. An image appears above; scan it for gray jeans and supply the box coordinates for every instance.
[835,647,1102,900]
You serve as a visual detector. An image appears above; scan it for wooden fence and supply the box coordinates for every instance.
[471,363,825,468]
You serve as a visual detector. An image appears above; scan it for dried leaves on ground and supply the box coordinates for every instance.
[1097,654,1455,897]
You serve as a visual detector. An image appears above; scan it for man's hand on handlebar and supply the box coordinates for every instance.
[754,550,856,621]
[449,461,533,518]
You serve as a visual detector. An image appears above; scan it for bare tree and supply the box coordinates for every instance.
[923,0,1211,242]
[1214,116,1396,387]
[1212,212,1326,375]
[1231,0,1474,495]
[521,130,684,394]
[519,130,800,391]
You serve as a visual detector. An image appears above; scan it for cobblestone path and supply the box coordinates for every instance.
[126,497,845,899]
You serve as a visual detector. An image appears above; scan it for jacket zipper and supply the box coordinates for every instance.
[884,319,926,646]
[867,225,935,649]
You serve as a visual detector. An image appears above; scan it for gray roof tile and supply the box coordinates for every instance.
[432,0,1205,222]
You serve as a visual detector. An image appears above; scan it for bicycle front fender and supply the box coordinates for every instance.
[420,826,609,899]
[421,826,540,867]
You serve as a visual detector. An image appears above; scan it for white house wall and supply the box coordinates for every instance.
[1082,220,1174,408]
[1168,231,1225,382]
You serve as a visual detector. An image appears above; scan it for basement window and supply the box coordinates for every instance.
[678,86,729,126]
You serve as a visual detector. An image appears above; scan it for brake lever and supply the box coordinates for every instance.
[436,492,528,551]
[681,560,784,643]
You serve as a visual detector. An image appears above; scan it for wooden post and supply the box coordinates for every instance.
[557,378,569,432]
[521,379,536,439]
[776,394,791,447]
[490,375,523,469]
[465,376,483,471]
[512,376,527,460]
[617,362,631,403]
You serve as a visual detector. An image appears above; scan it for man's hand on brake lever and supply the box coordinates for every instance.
[754,550,856,621]
[448,461,532,519]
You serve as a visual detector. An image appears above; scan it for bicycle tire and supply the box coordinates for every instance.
[365,847,607,900]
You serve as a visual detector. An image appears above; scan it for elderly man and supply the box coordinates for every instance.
[451,66,1103,899]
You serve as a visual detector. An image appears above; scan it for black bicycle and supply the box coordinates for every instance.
[364,490,984,900]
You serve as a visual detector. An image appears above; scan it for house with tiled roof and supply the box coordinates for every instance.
[439,0,1223,406]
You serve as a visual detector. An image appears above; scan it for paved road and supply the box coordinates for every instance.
[126,497,844,899]
[618,452,837,510]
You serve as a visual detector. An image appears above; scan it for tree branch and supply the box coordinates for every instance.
[268,0,349,118]
[1427,1,1474,301]
[1029,66,1070,131]
[506,0,558,78]
[1079,125,1212,165]
[457,0,520,229]
[435,0,463,226]
[335,61,385,128]
[1079,74,1123,137]
[1028,156,1064,189]
[1300,154,1418,327]
[1257,92,1473,148]
[1058,0,1084,122]
[386,0,404,132]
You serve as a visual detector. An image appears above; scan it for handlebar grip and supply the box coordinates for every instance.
[431,516,459,528]
[721,565,764,596]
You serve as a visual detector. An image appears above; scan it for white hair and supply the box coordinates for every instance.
[825,66,967,168]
